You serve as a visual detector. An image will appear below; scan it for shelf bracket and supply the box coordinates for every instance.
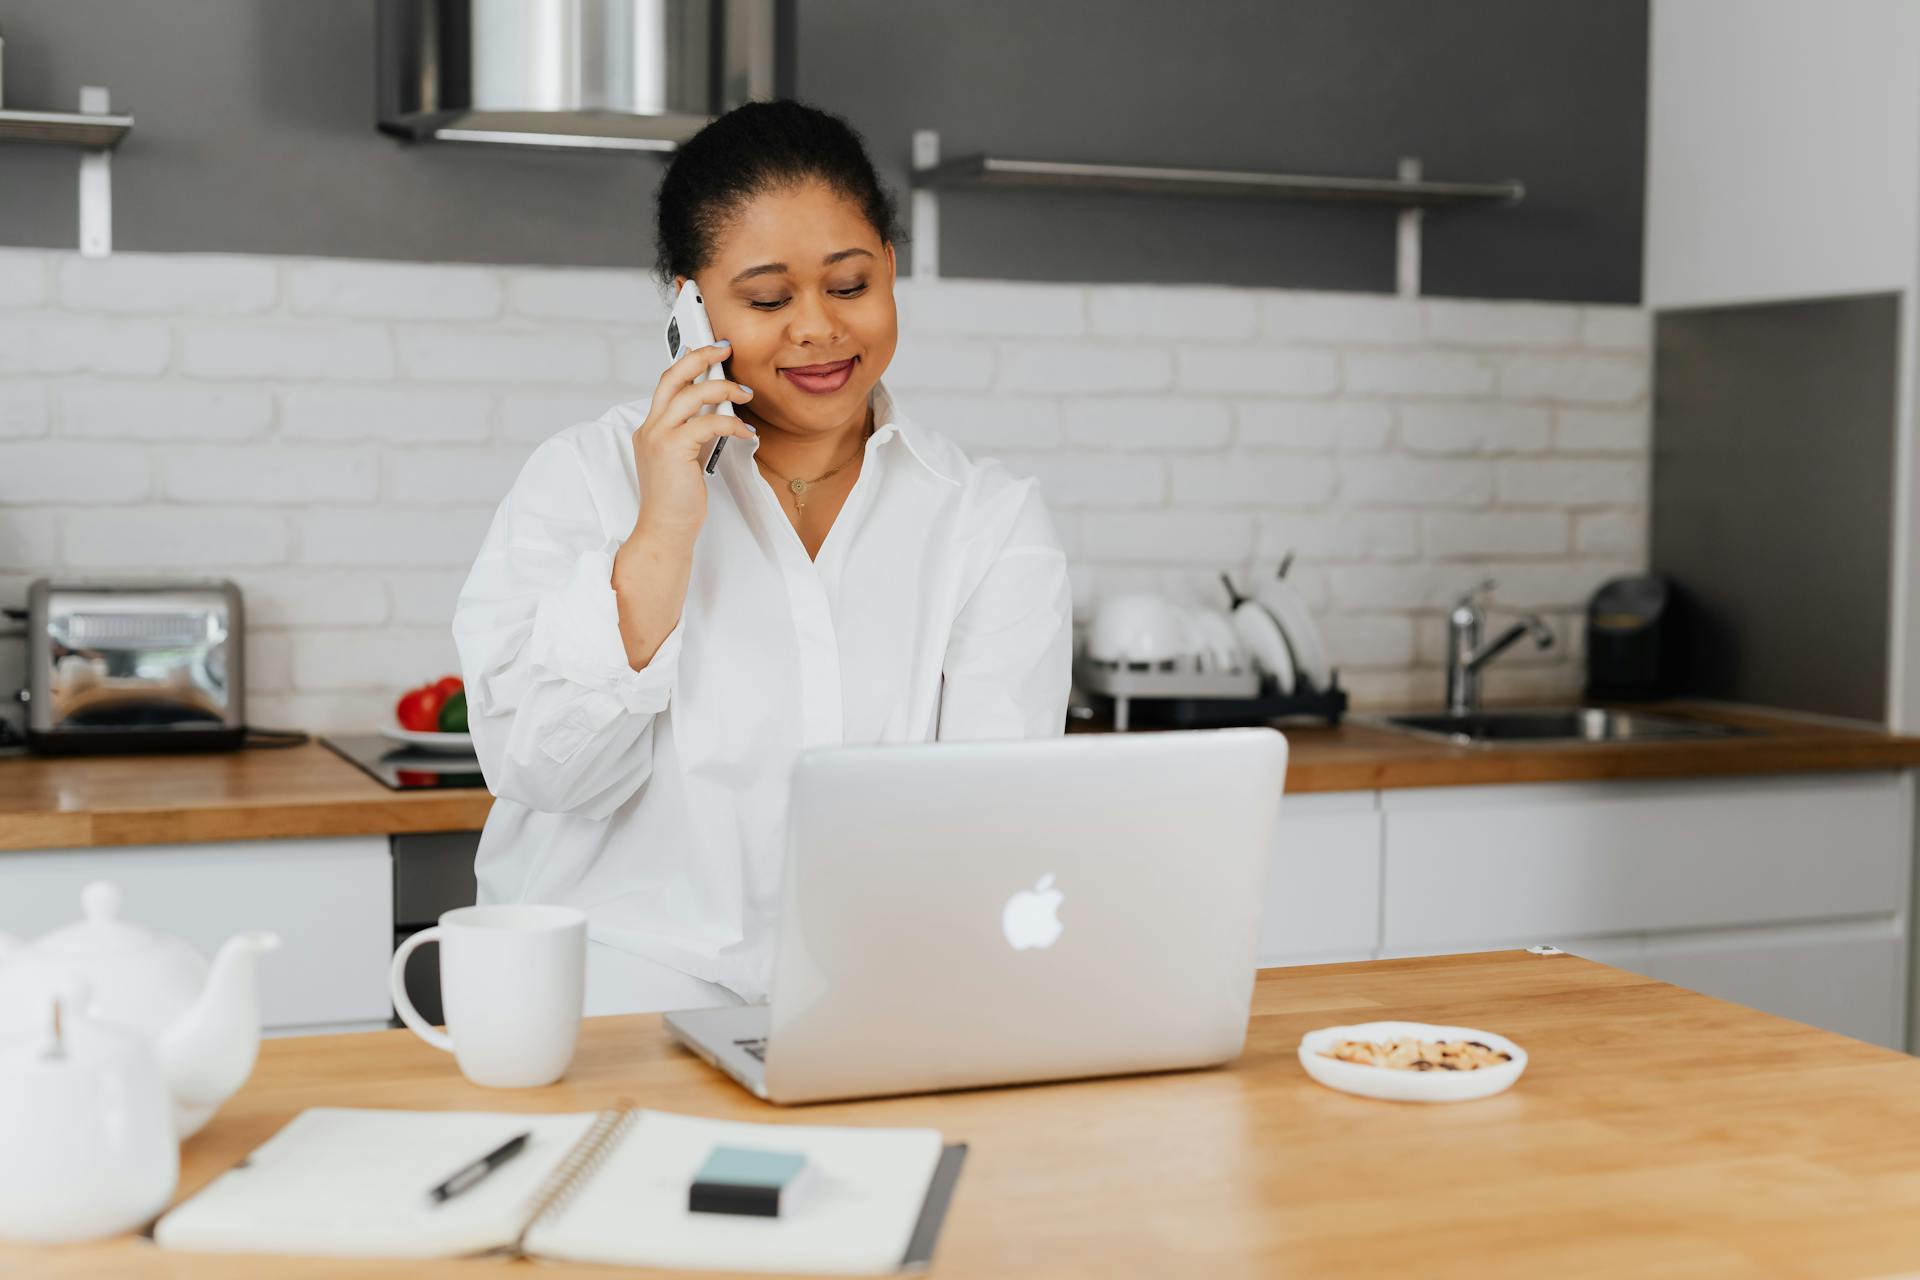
[77,86,113,257]
[1396,156,1422,298]
[911,129,940,282]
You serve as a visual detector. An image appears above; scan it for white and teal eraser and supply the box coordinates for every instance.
[688,1144,810,1217]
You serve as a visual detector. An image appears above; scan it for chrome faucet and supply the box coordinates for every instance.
[1445,580,1555,716]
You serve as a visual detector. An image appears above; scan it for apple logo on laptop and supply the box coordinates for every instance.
[1002,873,1065,951]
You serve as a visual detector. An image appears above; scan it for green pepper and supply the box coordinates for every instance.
[438,688,468,734]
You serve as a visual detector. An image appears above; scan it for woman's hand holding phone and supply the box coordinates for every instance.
[629,341,758,544]
[609,342,755,672]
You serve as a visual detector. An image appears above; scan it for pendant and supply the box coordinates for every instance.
[789,479,806,495]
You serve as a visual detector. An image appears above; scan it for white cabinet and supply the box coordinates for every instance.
[1379,773,1909,948]
[1258,771,1914,1049]
[1259,792,1380,966]
[0,836,393,1034]
[1367,771,1913,1050]
[1607,921,1904,1048]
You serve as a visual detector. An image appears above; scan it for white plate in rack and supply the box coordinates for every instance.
[1229,602,1295,695]
[1190,606,1249,674]
[1256,577,1332,693]
[378,725,474,754]
[1298,1021,1527,1103]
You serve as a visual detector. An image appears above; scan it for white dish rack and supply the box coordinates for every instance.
[1067,656,1351,736]
[1072,651,1346,732]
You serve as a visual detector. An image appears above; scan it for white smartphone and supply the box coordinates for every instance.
[665,279,738,475]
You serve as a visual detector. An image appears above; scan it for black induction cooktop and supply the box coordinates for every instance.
[322,733,488,791]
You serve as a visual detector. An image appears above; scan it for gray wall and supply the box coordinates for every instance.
[0,0,1646,301]
[1651,294,1900,722]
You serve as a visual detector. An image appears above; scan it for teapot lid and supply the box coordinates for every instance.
[37,883,172,958]
[4,882,211,1041]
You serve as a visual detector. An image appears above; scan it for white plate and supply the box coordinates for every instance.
[379,725,474,753]
[1191,606,1249,674]
[1230,602,1295,695]
[1256,576,1332,692]
[1298,1021,1528,1103]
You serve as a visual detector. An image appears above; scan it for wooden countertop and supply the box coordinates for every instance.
[1230,700,1920,793]
[22,950,1920,1278]
[0,739,493,852]
[7,702,1920,852]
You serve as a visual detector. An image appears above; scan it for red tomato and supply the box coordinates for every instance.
[396,685,447,732]
[432,675,464,700]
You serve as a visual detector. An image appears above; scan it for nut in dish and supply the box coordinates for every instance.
[1321,1037,1513,1072]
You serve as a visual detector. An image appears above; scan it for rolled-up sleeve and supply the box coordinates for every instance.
[453,437,677,819]
[936,477,1073,741]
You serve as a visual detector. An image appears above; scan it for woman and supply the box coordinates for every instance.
[452,99,1074,1015]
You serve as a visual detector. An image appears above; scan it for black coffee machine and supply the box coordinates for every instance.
[1584,575,1679,701]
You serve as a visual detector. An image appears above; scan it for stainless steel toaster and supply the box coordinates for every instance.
[22,578,247,755]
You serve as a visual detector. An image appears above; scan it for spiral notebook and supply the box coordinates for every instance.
[152,1105,965,1274]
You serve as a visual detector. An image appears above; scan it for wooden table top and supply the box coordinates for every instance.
[6,702,1920,852]
[19,950,1920,1279]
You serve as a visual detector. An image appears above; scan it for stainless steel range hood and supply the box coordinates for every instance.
[378,0,790,153]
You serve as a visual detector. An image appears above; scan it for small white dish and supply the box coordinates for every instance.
[1257,576,1332,692]
[379,725,475,754]
[1298,1021,1527,1103]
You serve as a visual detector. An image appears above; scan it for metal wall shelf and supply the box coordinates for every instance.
[906,130,1524,297]
[912,153,1523,209]
[0,107,133,149]
[0,88,130,257]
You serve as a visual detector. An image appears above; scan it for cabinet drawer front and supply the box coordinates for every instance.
[1382,773,1909,949]
[1260,793,1381,965]
[1629,927,1904,1049]
[0,837,392,1030]
[1559,920,1905,1049]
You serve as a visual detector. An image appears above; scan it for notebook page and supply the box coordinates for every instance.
[154,1108,601,1258]
[524,1109,944,1274]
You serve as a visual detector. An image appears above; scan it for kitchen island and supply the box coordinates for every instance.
[17,950,1920,1279]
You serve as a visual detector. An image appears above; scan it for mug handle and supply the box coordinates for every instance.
[390,927,454,1052]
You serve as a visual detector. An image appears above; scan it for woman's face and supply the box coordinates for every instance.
[677,180,898,440]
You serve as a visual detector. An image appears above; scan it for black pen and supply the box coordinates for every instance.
[427,1131,531,1205]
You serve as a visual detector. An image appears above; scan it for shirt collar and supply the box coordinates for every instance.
[737,377,961,488]
[867,379,962,487]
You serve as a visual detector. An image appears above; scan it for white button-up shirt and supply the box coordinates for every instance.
[452,379,1073,1001]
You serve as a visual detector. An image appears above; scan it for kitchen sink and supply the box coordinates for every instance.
[1373,706,1751,747]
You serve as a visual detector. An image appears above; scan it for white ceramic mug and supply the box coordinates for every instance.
[389,904,587,1088]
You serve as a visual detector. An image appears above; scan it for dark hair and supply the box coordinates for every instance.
[652,98,907,292]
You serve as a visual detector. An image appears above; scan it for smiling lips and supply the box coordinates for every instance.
[780,356,857,393]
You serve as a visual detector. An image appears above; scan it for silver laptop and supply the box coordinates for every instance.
[665,726,1289,1104]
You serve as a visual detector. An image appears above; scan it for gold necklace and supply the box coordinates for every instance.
[755,423,873,514]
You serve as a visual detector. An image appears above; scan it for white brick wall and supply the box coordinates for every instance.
[0,248,1651,729]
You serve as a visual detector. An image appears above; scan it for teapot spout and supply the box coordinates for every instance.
[157,930,281,1116]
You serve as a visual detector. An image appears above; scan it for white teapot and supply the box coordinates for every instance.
[0,882,280,1138]
[0,985,179,1242]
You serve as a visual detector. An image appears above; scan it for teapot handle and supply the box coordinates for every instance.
[389,929,454,1053]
